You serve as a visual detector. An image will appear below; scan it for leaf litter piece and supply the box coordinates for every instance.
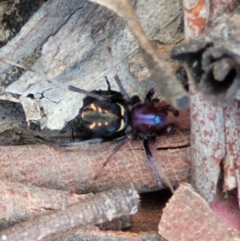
[171,6,240,105]
[159,183,240,241]
[0,0,84,76]
[0,180,91,228]
[0,184,139,241]
[171,0,240,206]
[89,0,189,110]
[128,40,183,82]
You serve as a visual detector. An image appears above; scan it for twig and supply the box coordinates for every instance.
[0,184,139,241]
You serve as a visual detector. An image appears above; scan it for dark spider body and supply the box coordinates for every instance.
[80,89,128,138]
[78,83,178,139]
[63,76,179,184]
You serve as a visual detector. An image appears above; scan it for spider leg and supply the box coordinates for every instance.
[144,86,157,103]
[114,74,132,104]
[68,85,110,102]
[160,105,179,117]
[172,108,180,117]
[155,101,179,117]
[131,95,141,105]
[94,136,130,180]
[106,44,132,104]
[142,139,174,193]
[105,76,111,92]
[58,138,106,147]
[145,88,179,116]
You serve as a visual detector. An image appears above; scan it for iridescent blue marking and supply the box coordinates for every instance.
[138,114,162,125]
[104,125,117,133]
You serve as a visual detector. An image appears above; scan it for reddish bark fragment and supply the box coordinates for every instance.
[184,0,238,40]
[183,0,239,204]
[191,93,225,202]
[0,182,167,241]
[183,0,209,40]
[210,0,238,20]
[46,230,163,241]
[223,100,240,192]
[159,183,240,241]
[0,110,190,193]
[0,180,88,226]
[0,133,190,193]
[0,185,139,241]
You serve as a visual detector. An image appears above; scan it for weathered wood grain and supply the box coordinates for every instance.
[159,183,240,241]
[0,129,190,193]
[1,0,183,130]
[0,185,139,241]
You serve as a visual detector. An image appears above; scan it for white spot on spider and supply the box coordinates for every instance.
[89,122,96,129]
[130,205,138,214]
[192,61,198,68]
[90,103,96,111]
[166,126,172,133]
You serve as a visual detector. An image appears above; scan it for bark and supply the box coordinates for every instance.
[0,184,139,241]
[172,0,239,204]
[0,180,91,230]
[89,0,189,110]
[0,0,85,76]
[0,128,190,193]
[160,1,240,241]
[128,40,183,83]
[159,183,240,241]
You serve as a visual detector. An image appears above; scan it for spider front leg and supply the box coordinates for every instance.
[105,76,111,92]
[131,95,141,105]
[164,105,179,117]
[155,102,179,117]
[114,74,132,104]
[145,87,179,117]
[93,136,130,180]
[106,44,132,105]
[144,86,158,103]
[93,130,137,179]
[130,86,158,105]
[143,139,174,193]
[68,85,110,102]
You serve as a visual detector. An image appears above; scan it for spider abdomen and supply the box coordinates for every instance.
[80,90,128,137]
[130,104,168,134]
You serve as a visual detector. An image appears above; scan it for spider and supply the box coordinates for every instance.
[60,74,179,185]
